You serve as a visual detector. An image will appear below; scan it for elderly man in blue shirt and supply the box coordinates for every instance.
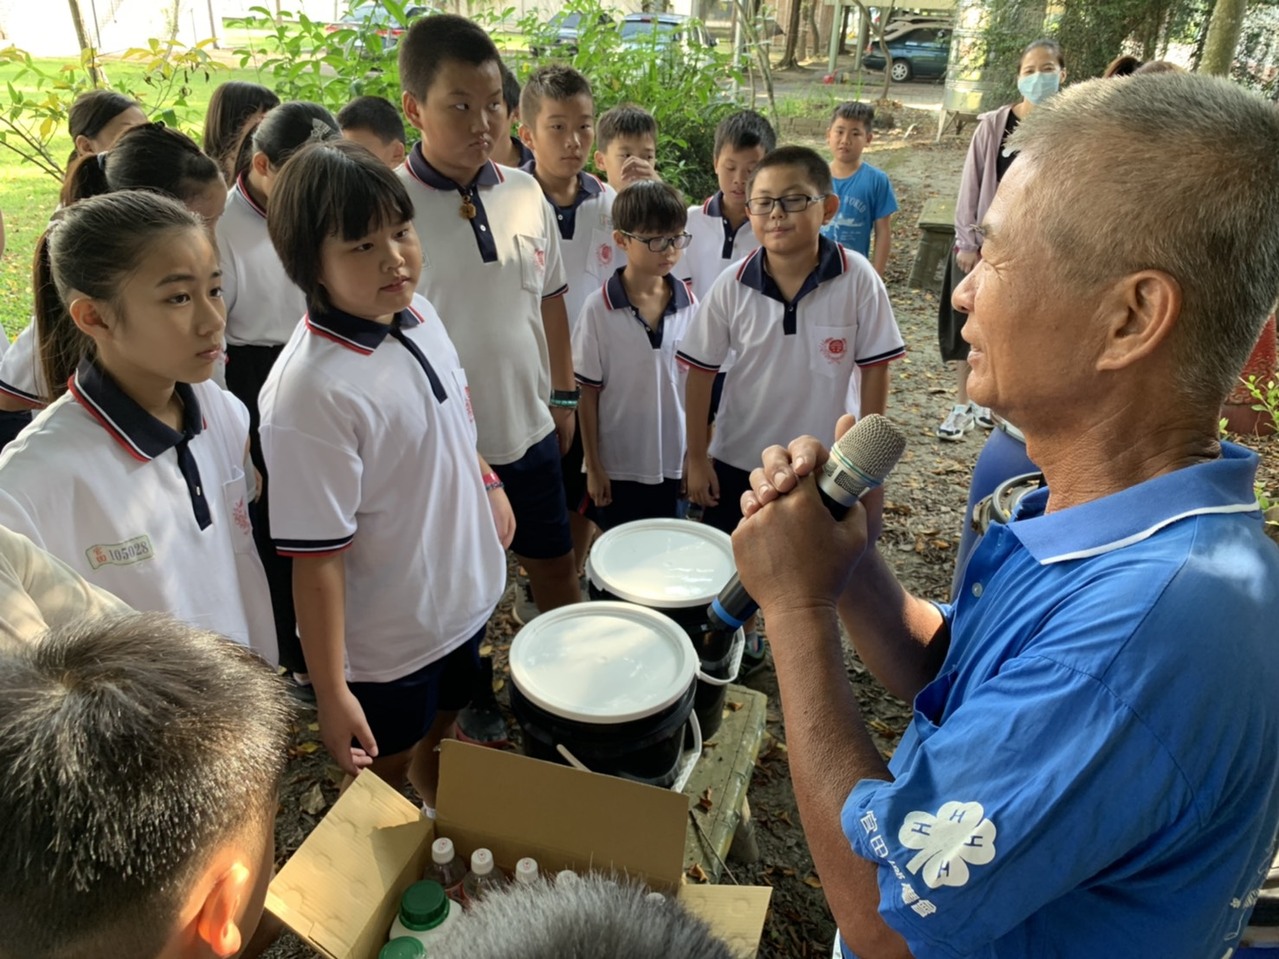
[732,73,1279,959]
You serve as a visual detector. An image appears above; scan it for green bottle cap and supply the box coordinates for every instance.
[380,938,427,959]
[399,880,449,931]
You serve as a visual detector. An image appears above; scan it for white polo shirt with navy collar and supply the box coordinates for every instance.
[215,174,308,347]
[258,293,505,684]
[523,161,621,330]
[0,359,277,662]
[677,236,904,473]
[573,269,696,484]
[680,192,762,301]
[0,322,45,406]
[399,147,568,465]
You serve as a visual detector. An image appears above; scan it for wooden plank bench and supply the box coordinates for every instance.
[909,195,957,292]
[683,684,768,882]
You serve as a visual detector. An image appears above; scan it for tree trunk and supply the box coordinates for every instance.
[777,0,804,69]
[65,0,101,86]
[1200,0,1247,76]
[806,0,822,61]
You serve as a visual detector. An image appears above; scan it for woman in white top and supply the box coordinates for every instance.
[0,190,276,663]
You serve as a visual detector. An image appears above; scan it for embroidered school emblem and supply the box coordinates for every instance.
[898,801,998,890]
[86,534,156,569]
[821,337,848,363]
[535,248,546,269]
[232,495,252,536]
[598,243,613,267]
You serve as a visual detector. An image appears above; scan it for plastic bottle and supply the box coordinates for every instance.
[379,938,427,959]
[424,837,467,901]
[462,847,505,905]
[514,857,539,885]
[387,880,457,948]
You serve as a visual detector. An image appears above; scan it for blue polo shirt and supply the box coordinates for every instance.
[840,443,1279,958]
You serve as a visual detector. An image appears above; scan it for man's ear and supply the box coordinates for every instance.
[193,861,254,959]
[1095,269,1182,372]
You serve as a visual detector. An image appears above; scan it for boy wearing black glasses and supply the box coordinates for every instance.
[679,146,903,669]
[572,180,696,529]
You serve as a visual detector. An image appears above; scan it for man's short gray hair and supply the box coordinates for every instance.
[434,874,735,959]
[1007,74,1279,405]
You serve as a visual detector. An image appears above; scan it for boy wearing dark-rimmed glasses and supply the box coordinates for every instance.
[572,180,697,529]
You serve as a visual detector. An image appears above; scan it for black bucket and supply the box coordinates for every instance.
[691,629,743,739]
[587,580,736,662]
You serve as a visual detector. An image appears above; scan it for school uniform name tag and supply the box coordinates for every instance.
[86,534,156,569]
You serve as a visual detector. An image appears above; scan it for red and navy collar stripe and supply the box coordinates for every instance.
[405,144,502,263]
[704,191,751,260]
[305,305,446,402]
[70,357,203,463]
[601,267,692,349]
[235,172,267,220]
[736,236,848,336]
[0,376,42,407]
[523,162,605,241]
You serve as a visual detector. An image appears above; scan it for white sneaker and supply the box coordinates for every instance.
[937,404,976,441]
[970,403,995,430]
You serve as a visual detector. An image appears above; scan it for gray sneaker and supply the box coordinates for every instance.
[937,404,976,441]
[970,403,996,430]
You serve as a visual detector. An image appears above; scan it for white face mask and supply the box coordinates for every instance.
[1018,71,1061,105]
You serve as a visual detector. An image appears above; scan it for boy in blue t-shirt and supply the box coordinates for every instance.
[822,101,898,276]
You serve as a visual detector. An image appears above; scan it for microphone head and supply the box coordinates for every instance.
[830,414,907,485]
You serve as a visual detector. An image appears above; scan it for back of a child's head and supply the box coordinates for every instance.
[597,103,658,152]
[500,60,522,115]
[232,100,339,180]
[0,612,292,959]
[267,139,416,314]
[829,101,875,133]
[337,94,407,146]
[750,145,834,196]
[61,122,222,208]
[203,80,281,174]
[520,64,593,127]
[34,189,209,400]
[714,110,777,160]
[398,14,501,103]
[613,179,687,236]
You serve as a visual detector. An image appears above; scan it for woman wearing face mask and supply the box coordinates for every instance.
[937,38,1065,596]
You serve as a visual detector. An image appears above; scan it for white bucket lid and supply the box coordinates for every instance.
[509,602,697,724]
[586,519,735,609]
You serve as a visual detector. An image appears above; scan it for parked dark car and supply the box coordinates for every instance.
[619,12,717,56]
[325,2,436,56]
[862,26,951,81]
[529,11,614,57]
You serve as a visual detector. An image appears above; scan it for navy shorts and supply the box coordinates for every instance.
[590,478,682,531]
[493,430,573,559]
[699,460,753,535]
[346,625,485,757]
[561,415,588,513]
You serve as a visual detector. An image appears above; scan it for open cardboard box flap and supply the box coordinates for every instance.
[268,742,771,959]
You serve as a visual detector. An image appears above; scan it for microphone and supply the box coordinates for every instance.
[707,414,908,632]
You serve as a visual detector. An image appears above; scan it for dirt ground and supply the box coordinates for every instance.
[262,100,1279,958]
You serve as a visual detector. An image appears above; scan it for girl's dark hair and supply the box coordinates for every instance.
[230,100,339,182]
[266,140,415,315]
[34,191,204,401]
[203,81,281,181]
[1103,54,1142,78]
[613,180,687,236]
[66,90,141,163]
[60,123,222,208]
[1022,37,1066,70]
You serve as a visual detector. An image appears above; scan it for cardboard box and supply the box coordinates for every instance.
[267,741,772,959]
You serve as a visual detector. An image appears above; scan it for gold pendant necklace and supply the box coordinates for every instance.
[459,189,477,220]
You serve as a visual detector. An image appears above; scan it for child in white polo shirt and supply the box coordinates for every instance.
[396,15,580,618]
[259,140,511,802]
[574,181,696,529]
[680,146,904,671]
[0,190,276,663]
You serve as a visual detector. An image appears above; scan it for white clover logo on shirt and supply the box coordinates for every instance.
[898,801,997,890]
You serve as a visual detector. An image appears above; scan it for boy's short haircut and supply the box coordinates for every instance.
[713,109,777,160]
[268,139,416,315]
[596,102,658,151]
[0,612,292,959]
[398,13,500,102]
[830,101,875,131]
[613,180,688,236]
[337,94,407,146]
[500,61,522,114]
[520,64,594,127]
[748,145,835,197]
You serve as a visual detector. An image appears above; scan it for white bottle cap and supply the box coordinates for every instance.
[471,847,494,876]
[431,837,455,865]
[515,857,539,884]
[555,869,579,884]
